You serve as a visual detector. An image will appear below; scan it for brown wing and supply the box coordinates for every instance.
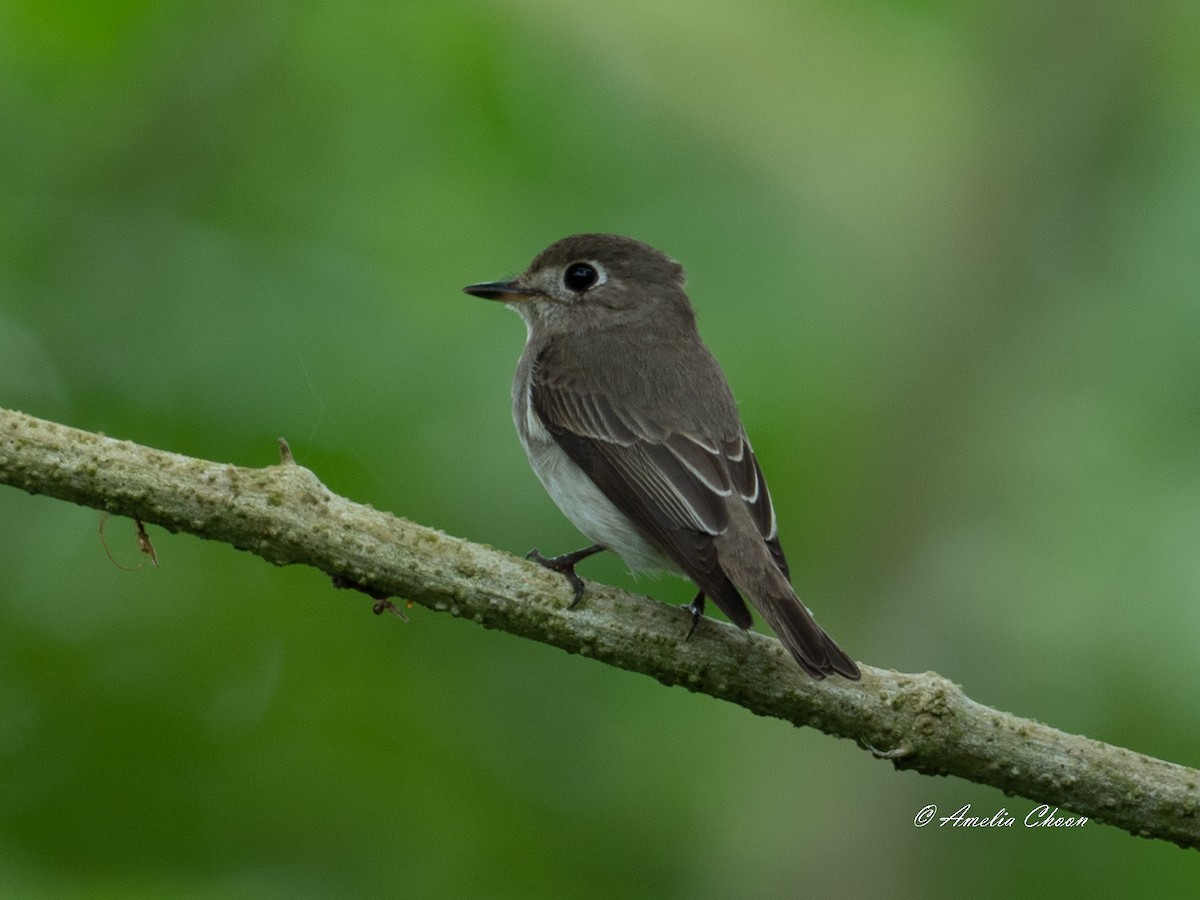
[531,349,787,628]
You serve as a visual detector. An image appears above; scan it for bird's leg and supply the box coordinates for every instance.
[526,543,605,608]
[682,591,706,641]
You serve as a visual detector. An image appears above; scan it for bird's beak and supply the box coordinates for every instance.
[462,279,541,302]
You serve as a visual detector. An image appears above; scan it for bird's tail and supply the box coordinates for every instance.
[721,544,860,680]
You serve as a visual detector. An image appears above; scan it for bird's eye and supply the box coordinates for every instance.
[563,262,599,293]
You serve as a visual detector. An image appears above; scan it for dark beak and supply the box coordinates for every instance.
[462,279,541,302]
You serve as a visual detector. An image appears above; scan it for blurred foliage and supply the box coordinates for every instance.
[2,0,1199,895]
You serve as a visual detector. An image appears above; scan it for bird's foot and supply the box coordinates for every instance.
[526,543,605,608]
[681,591,706,641]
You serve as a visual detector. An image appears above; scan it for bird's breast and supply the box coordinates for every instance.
[513,377,676,574]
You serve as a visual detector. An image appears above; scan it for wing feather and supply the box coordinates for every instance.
[531,348,791,627]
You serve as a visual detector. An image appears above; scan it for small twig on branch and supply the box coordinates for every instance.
[0,406,1197,849]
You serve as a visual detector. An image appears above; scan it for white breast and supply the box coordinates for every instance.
[517,383,677,574]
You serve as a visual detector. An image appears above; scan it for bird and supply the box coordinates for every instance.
[463,233,859,679]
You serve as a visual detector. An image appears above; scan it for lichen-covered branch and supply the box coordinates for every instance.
[1,406,1197,849]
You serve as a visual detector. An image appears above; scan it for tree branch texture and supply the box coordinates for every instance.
[2,406,1197,849]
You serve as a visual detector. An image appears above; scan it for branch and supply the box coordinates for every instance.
[2,406,1197,849]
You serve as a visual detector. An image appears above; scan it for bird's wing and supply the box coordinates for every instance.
[531,349,786,626]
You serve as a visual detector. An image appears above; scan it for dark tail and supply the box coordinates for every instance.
[720,541,860,680]
[757,584,860,680]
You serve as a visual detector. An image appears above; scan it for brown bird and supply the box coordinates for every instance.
[464,233,859,679]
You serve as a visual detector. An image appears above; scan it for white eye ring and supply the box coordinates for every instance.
[562,260,607,293]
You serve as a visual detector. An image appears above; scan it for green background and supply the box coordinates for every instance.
[2,0,1198,896]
